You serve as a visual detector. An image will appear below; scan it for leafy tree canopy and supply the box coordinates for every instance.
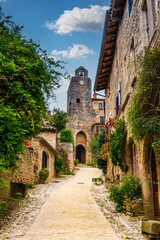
[49,108,68,132]
[0,8,65,173]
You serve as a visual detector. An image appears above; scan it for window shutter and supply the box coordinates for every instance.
[116,96,119,116]
[118,82,121,108]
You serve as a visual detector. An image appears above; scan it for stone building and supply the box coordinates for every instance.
[94,0,160,221]
[13,124,57,184]
[67,66,105,164]
[0,124,57,200]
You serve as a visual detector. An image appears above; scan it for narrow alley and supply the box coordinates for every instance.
[19,168,119,240]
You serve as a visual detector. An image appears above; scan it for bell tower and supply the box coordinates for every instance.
[67,66,93,164]
[67,66,92,117]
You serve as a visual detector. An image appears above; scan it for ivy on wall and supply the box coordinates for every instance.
[127,47,160,159]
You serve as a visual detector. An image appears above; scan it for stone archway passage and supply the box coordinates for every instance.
[76,144,86,163]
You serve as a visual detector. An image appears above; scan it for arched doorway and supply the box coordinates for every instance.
[76,145,86,163]
[151,148,160,217]
[42,151,48,168]
[76,131,87,164]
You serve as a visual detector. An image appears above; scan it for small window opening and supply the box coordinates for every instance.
[99,103,103,110]
[100,116,105,123]
[76,99,80,103]
[128,0,133,17]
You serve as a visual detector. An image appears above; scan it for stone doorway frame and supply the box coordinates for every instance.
[76,131,87,164]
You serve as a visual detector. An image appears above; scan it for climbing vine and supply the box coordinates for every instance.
[109,118,128,172]
[127,46,160,160]
[97,129,107,174]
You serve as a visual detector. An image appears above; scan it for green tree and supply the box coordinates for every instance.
[109,119,127,172]
[0,9,64,175]
[97,129,107,174]
[49,108,68,132]
[90,133,98,164]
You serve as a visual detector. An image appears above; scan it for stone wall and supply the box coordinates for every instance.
[100,0,160,219]
[59,142,74,171]
[40,130,56,149]
[0,172,11,201]
[67,67,106,164]
[92,98,105,123]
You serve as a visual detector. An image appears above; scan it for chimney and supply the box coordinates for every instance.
[93,93,97,99]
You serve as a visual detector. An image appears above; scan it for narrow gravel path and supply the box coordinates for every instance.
[20,168,119,240]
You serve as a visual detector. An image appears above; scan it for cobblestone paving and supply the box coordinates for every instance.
[0,176,73,240]
[91,183,148,240]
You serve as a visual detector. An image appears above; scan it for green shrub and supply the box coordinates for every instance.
[109,185,124,211]
[39,168,49,180]
[109,174,142,212]
[92,177,103,183]
[61,170,75,175]
[121,174,142,200]
[26,183,34,188]
[60,129,74,144]
[87,162,95,167]
[74,159,79,166]
[54,155,63,173]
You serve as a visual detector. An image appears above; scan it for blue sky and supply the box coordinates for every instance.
[1,0,111,111]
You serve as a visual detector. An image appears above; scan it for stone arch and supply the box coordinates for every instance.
[42,150,49,169]
[140,137,160,219]
[76,131,87,164]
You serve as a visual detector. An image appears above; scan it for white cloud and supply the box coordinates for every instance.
[0,0,6,2]
[44,5,109,34]
[51,44,94,59]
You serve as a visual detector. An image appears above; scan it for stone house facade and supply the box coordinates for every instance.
[0,125,57,200]
[94,0,160,220]
[67,66,105,164]
[13,125,57,184]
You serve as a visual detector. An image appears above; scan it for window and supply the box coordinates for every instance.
[128,0,133,17]
[118,82,121,108]
[99,103,103,110]
[116,83,121,116]
[100,116,105,123]
[76,99,80,103]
